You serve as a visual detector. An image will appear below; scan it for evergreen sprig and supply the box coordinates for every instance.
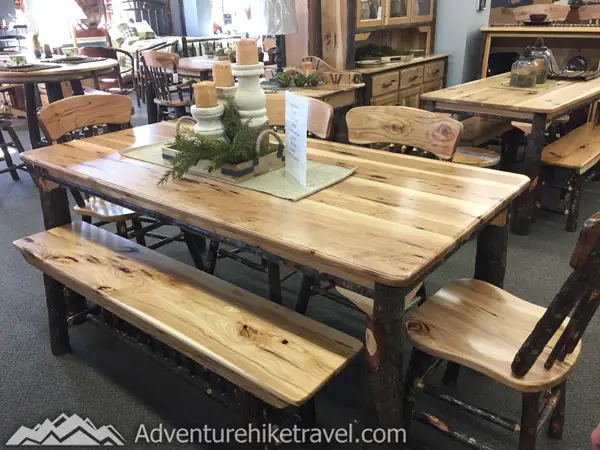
[159,100,275,185]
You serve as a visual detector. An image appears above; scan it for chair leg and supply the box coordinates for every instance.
[548,381,566,440]
[183,230,206,271]
[402,348,435,435]
[295,274,315,314]
[205,240,219,275]
[566,173,584,232]
[519,391,541,450]
[131,218,146,246]
[0,128,19,181]
[266,261,282,305]
[115,221,128,238]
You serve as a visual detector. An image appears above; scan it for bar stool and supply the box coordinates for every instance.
[0,110,27,181]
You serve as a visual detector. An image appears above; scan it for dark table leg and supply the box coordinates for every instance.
[444,208,509,386]
[146,82,159,124]
[510,113,547,235]
[70,79,85,96]
[24,82,41,149]
[365,283,410,449]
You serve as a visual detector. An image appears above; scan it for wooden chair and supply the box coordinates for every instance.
[209,95,335,306]
[539,123,600,231]
[14,221,363,433]
[36,95,194,256]
[403,212,600,450]
[265,93,335,139]
[38,95,142,237]
[0,113,26,181]
[140,50,193,121]
[78,46,139,108]
[512,4,570,23]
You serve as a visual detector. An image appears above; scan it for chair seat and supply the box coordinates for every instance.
[407,279,581,393]
[453,147,501,168]
[73,197,138,222]
[542,123,600,174]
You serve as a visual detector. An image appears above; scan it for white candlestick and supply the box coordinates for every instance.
[232,62,267,129]
[190,104,226,140]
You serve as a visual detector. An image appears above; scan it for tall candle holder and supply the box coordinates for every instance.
[232,62,268,130]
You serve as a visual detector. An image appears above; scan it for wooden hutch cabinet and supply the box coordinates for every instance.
[318,0,447,107]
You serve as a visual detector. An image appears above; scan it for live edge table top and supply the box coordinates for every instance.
[21,122,529,289]
[421,73,600,120]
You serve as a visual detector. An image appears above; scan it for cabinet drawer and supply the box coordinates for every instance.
[422,79,444,94]
[424,61,445,81]
[398,86,422,109]
[400,66,424,89]
[371,91,398,106]
[371,71,400,97]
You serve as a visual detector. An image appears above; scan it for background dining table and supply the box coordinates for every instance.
[422,72,600,236]
[21,121,529,449]
[0,58,119,149]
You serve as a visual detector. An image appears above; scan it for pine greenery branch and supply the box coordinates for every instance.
[158,100,277,185]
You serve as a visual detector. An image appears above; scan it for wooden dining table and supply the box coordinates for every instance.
[0,59,119,148]
[421,72,600,236]
[21,121,529,449]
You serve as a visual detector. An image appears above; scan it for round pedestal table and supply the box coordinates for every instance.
[0,59,119,148]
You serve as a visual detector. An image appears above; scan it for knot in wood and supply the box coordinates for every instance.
[387,121,404,134]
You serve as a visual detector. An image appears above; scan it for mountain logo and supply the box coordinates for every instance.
[6,413,125,446]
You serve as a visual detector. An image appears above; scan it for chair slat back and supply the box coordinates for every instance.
[266,94,334,139]
[578,5,600,21]
[512,212,600,377]
[512,4,569,22]
[346,106,462,160]
[38,94,133,142]
[141,51,181,103]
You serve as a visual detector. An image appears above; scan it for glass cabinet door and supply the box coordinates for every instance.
[411,0,434,22]
[356,0,386,29]
[386,0,411,25]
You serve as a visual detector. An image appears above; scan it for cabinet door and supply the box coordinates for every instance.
[398,86,422,109]
[386,0,411,25]
[411,0,434,22]
[357,0,386,29]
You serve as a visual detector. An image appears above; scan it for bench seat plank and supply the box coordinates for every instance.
[14,222,363,408]
[542,123,600,174]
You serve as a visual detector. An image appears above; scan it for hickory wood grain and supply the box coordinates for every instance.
[266,93,334,139]
[407,279,580,393]
[38,94,133,142]
[453,147,501,168]
[0,59,119,84]
[422,73,600,119]
[460,116,513,147]
[20,122,529,289]
[14,222,362,408]
[346,106,463,161]
[542,123,600,174]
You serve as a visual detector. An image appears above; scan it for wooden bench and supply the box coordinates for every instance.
[14,222,362,416]
[540,123,600,231]
[460,116,513,148]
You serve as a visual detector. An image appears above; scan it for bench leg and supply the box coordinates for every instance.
[115,221,128,239]
[132,218,147,246]
[403,348,435,437]
[239,392,267,450]
[548,381,566,439]
[566,173,584,232]
[364,284,409,450]
[205,240,220,275]
[44,275,71,355]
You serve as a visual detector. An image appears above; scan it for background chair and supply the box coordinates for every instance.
[140,50,193,122]
[403,212,600,450]
[78,46,139,107]
[347,106,502,168]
